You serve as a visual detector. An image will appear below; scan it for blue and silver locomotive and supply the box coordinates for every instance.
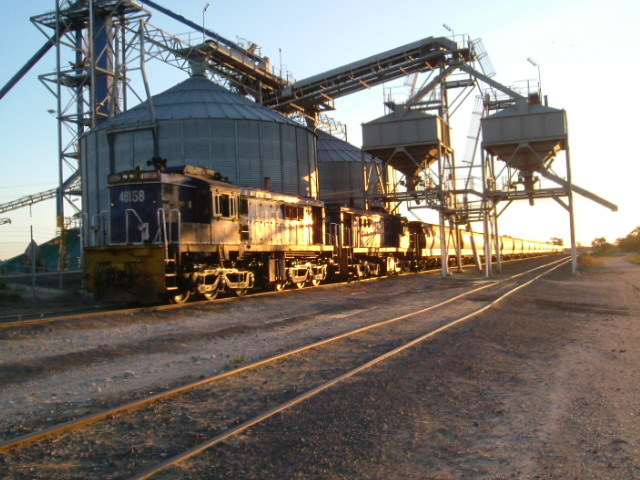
[85,164,562,303]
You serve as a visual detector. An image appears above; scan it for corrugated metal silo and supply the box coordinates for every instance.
[80,74,318,242]
[316,131,384,208]
[482,97,567,171]
[362,108,450,190]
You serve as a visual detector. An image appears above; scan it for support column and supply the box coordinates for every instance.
[439,209,448,277]
[455,222,463,272]
[492,202,502,273]
[482,153,492,278]
[467,223,483,273]
[565,148,578,274]
[55,0,65,272]
[437,143,448,277]
[483,211,491,277]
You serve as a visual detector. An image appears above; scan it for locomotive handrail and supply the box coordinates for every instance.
[156,209,169,257]
[125,209,147,244]
[90,212,107,246]
[153,208,181,250]
[328,223,339,248]
[102,210,110,247]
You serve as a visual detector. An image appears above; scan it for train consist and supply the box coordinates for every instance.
[85,165,562,303]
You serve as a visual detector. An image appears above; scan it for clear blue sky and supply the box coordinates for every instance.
[1,0,637,260]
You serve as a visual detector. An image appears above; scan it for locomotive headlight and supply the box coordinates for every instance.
[108,173,122,184]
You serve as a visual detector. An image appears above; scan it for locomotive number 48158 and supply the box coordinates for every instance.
[119,190,146,203]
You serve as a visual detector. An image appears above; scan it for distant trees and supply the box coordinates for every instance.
[591,237,612,253]
[550,237,564,246]
[617,226,640,252]
[590,226,640,254]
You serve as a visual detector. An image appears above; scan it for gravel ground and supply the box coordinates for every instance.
[0,265,495,440]
[2,255,638,479]
[167,256,640,479]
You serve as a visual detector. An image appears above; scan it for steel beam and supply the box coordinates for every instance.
[457,63,526,101]
[536,169,618,212]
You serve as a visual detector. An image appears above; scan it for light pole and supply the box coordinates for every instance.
[527,57,541,97]
[442,23,454,39]
[202,3,210,44]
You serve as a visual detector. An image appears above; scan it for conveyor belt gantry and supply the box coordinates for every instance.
[263,36,471,114]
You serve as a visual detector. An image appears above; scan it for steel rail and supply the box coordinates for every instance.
[0,280,341,328]
[0,272,386,328]
[0,254,560,329]
[0,302,184,329]
[0,279,309,328]
[0,256,568,455]
[131,256,571,479]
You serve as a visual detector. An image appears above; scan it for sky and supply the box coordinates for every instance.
[0,0,638,261]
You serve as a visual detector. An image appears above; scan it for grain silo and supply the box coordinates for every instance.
[80,73,319,241]
[481,96,568,195]
[316,131,384,209]
[481,97,568,173]
[362,108,451,191]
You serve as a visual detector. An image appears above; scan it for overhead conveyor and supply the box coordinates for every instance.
[141,0,289,100]
[0,189,58,216]
[263,36,471,114]
[0,171,80,216]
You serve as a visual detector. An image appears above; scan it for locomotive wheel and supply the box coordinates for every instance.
[274,281,287,291]
[203,288,219,301]
[294,280,305,289]
[171,290,191,304]
[234,272,254,296]
[309,277,321,287]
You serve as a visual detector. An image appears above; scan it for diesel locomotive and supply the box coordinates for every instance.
[84,165,562,303]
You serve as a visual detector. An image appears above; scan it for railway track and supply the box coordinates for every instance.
[0,254,559,330]
[0,270,438,328]
[0,256,570,479]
